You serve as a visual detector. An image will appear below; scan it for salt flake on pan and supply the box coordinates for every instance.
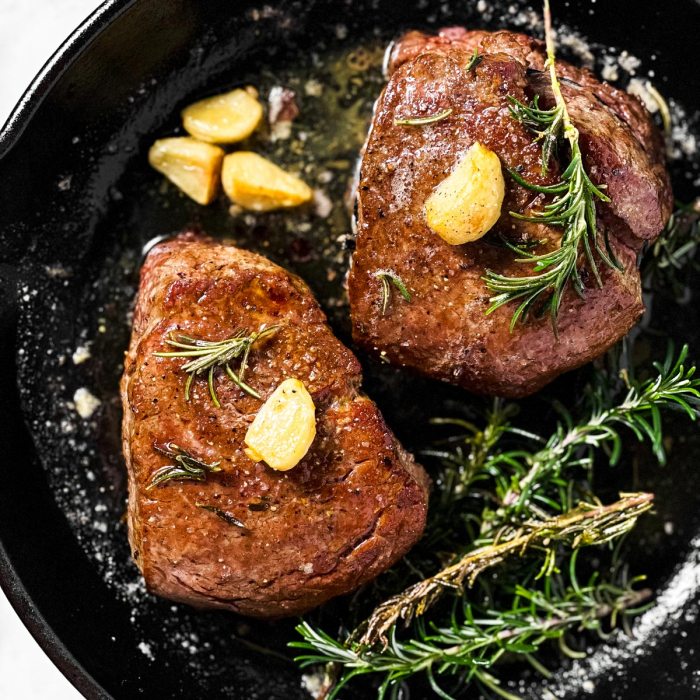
[73,387,101,418]
[313,189,333,218]
[618,50,641,75]
[557,29,595,68]
[138,641,154,661]
[600,55,620,82]
[301,669,330,699]
[304,79,323,97]
[72,344,92,364]
[627,79,660,114]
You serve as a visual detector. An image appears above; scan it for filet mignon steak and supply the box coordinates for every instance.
[348,28,673,397]
[121,233,429,617]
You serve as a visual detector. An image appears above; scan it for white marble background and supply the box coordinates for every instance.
[1,4,100,698]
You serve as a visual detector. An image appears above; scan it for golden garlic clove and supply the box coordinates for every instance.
[148,137,224,205]
[244,378,316,471]
[221,151,313,211]
[182,88,263,144]
[425,141,505,245]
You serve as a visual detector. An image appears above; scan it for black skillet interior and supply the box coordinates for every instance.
[1,0,700,698]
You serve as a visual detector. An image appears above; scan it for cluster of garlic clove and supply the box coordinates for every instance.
[148,87,311,211]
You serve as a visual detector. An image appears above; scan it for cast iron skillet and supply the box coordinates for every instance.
[2,1,700,698]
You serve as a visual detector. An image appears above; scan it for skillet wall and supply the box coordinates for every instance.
[1,1,699,698]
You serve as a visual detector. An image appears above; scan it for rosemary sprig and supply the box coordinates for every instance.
[361,345,698,643]
[497,344,700,520]
[643,202,700,296]
[147,442,221,490]
[422,345,699,558]
[416,405,539,564]
[427,403,520,515]
[394,108,453,127]
[483,0,618,332]
[649,84,672,137]
[292,345,700,698]
[373,270,411,315]
[293,553,652,700]
[355,493,652,648]
[154,325,278,406]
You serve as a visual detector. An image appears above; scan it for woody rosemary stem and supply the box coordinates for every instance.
[355,494,653,648]
[543,0,567,131]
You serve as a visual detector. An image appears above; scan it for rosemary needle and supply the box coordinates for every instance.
[394,108,453,127]
[643,201,700,297]
[373,270,411,315]
[465,48,482,72]
[195,502,247,529]
[393,51,478,127]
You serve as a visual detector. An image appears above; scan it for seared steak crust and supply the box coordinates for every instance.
[349,28,672,397]
[121,233,429,617]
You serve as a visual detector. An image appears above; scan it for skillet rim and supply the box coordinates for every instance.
[0,0,133,159]
[0,2,131,696]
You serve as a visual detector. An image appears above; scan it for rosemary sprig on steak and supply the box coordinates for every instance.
[147,442,221,490]
[506,94,563,177]
[292,345,700,699]
[483,0,619,333]
[643,201,700,297]
[373,270,412,315]
[154,325,278,405]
